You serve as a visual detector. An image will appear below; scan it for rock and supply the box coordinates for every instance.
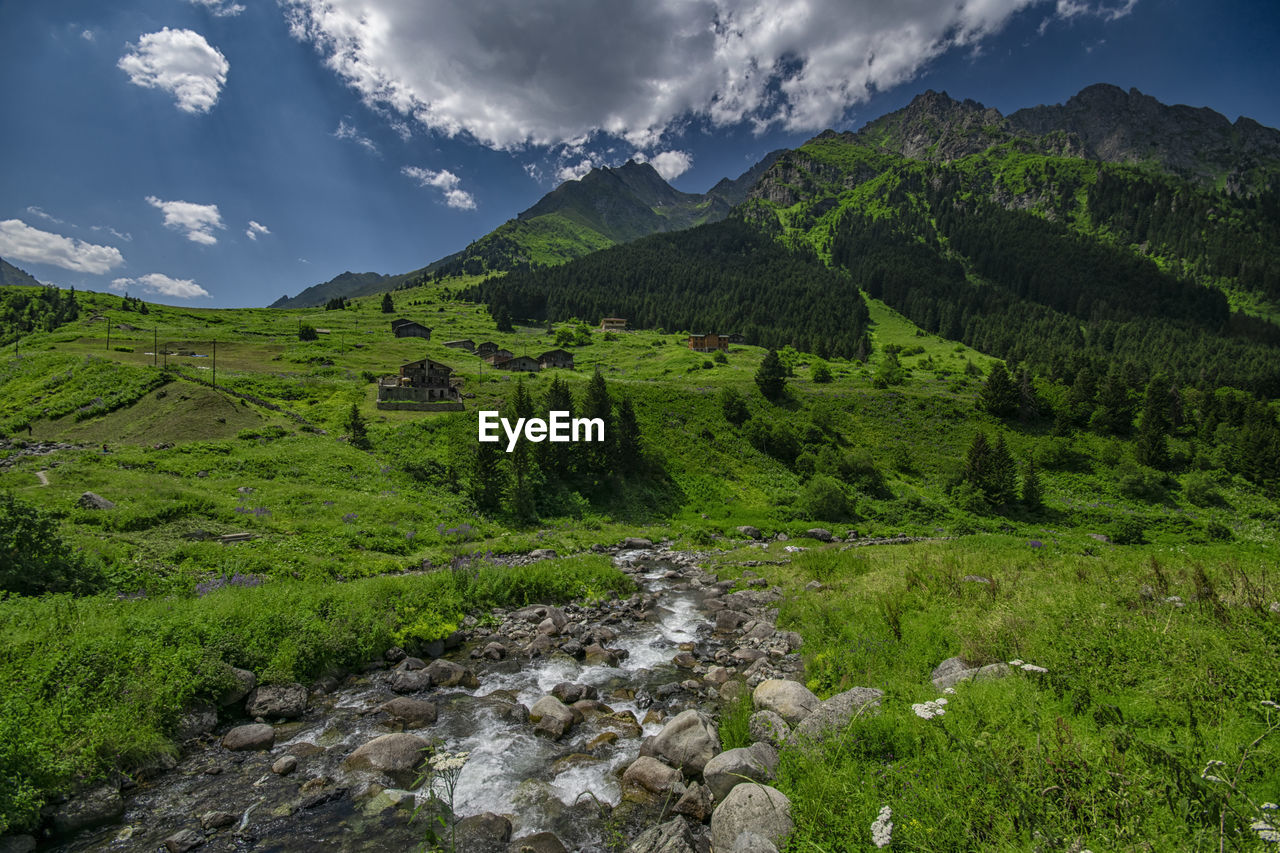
[396,657,428,671]
[271,755,298,775]
[176,704,218,740]
[716,610,749,632]
[164,829,205,852]
[244,683,307,719]
[704,666,730,686]
[0,836,35,853]
[775,533,788,542]
[743,622,775,642]
[737,526,763,540]
[342,733,429,787]
[703,743,779,802]
[583,644,620,666]
[529,548,558,560]
[1086,532,1111,544]
[384,646,408,663]
[930,657,1010,691]
[424,659,479,689]
[199,811,236,830]
[752,679,819,725]
[529,695,580,740]
[551,682,597,704]
[748,711,792,749]
[456,812,513,853]
[672,652,698,669]
[792,687,885,744]
[803,580,823,592]
[77,491,115,510]
[361,787,416,816]
[719,680,748,702]
[388,669,433,693]
[217,667,256,707]
[731,831,778,852]
[50,785,123,835]
[672,780,714,822]
[626,816,697,853]
[380,697,439,727]
[482,641,508,660]
[622,537,654,550]
[709,784,793,852]
[732,648,766,665]
[962,575,992,585]
[507,831,568,853]
[537,617,560,635]
[805,528,833,542]
[587,731,618,752]
[622,756,685,796]
[652,709,721,777]
[222,723,275,751]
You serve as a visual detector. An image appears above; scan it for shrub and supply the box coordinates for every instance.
[298,324,318,341]
[811,360,833,383]
[713,352,728,364]
[0,493,101,596]
[1184,471,1224,507]
[1109,516,1146,544]
[719,387,750,425]
[799,474,853,522]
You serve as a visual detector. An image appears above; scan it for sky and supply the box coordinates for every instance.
[0,0,1277,308]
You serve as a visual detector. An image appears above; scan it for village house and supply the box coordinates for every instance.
[483,348,514,365]
[727,333,745,344]
[599,317,627,332]
[538,349,574,369]
[495,355,541,372]
[376,357,463,411]
[443,339,476,352]
[688,333,730,353]
[475,341,499,356]
[390,318,432,339]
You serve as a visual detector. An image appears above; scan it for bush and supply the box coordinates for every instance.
[799,474,853,522]
[811,360,833,383]
[713,352,728,364]
[0,492,101,596]
[1116,462,1167,502]
[298,324,318,341]
[1109,516,1146,544]
[1184,471,1224,507]
[719,387,750,425]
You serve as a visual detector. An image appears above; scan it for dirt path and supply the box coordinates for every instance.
[35,470,49,486]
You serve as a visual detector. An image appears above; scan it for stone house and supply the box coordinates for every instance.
[538,349,574,369]
[495,355,541,372]
[443,339,476,352]
[483,348,514,365]
[391,319,432,339]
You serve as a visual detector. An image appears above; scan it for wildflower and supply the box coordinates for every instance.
[1029,540,1044,549]
[943,687,956,695]
[1262,803,1279,811]
[871,805,893,848]
[1262,700,1280,710]
[912,699,946,720]
[1251,819,1280,843]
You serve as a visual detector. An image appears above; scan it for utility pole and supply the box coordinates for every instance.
[106,323,110,351]
[154,328,158,367]
[212,339,217,388]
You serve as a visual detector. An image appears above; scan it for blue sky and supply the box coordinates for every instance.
[1,0,1276,307]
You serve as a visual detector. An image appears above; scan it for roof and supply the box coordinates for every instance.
[401,357,453,371]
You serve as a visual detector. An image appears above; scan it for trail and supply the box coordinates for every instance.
[35,470,49,486]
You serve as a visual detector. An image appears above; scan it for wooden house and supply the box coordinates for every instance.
[475,341,499,356]
[483,348,514,365]
[391,319,432,339]
[443,339,476,352]
[599,317,627,332]
[495,355,541,372]
[377,357,463,411]
[538,349,574,369]
[688,333,730,353]
[727,333,745,344]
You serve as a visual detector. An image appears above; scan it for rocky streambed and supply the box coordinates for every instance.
[39,545,841,853]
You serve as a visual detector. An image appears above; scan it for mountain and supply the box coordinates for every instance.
[0,257,43,288]
[269,154,786,308]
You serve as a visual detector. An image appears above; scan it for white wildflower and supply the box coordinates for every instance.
[1262,803,1279,811]
[912,699,947,720]
[1251,818,1280,843]
[871,805,893,848]
[1262,700,1280,710]
[935,697,948,705]
[943,687,956,695]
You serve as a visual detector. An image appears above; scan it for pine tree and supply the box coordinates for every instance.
[755,350,786,400]
[580,368,615,480]
[980,362,1019,419]
[506,379,538,521]
[1090,370,1135,435]
[495,306,515,333]
[989,434,1018,505]
[470,440,508,514]
[539,377,575,483]
[961,431,994,495]
[381,292,394,313]
[614,395,642,472]
[1021,455,1044,509]
[345,403,370,450]
[1134,374,1171,468]
[1017,368,1039,422]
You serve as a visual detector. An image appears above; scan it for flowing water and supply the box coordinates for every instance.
[55,557,718,852]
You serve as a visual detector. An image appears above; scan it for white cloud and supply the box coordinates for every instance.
[118,28,229,114]
[334,120,379,154]
[280,0,1104,151]
[0,219,125,274]
[401,166,476,209]
[1042,0,1137,32]
[25,206,64,225]
[556,157,599,183]
[187,0,246,17]
[81,29,95,42]
[648,150,693,180]
[110,273,210,299]
[146,195,225,245]
[245,220,271,240]
[91,225,133,242]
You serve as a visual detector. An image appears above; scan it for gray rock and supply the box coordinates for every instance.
[507,831,568,853]
[50,785,123,835]
[930,657,1011,691]
[752,679,819,725]
[379,697,439,727]
[622,756,685,796]
[0,835,35,853]
[626,816,697,853]
[176,704,217,740]
[424,659,479,688]
[962,575,992,584]
[805,528,833,542]
[622,537,654,550]
[77,491,115,510]
[389,668,433,693]
[672,780,714,822]
[271,755,298,775]
[719,680,748,703]
[199,811,236,830]
[703,743,779,802]
[528,695,580,740]
[456,812,513,853]
[716,610,749,632]
[217,667,256,707]
[731,831,779,852]
[802,580,823,592]
[737,526,763,540]
[221,723,275,751]
[244,683,307,719]
[482,641,508,660]
[709,784,793,852]
[652,709,721,777]
[748,710,792,749]
[164,829,205,852]
[792,687,884,743]
[529,548,558,560]
[360,788,416,816]
[342,733,429,787]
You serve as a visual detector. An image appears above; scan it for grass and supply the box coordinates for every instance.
[708,539,1280,850]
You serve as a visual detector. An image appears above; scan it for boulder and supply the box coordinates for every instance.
[748,711,792,750]
[164,829,205,852]
[456,812,513,853]
[424,659,479,689]
[342,733,429,787]
[626,817,697,853]
[719,680,748,703]
[199,811,236,830]
[0,836,35,853]
[622,537,654,550]
[221,723,275,751]
[506,832,568,853]
[731,832,779,852]
[622,756,685,796]
[361,788,416,816]
[752,679,819,725]
[379,697,439,727]
[715,610,749,632]
[271,755,298,775]
[792,687,885,744]
[528,695,580,740]
[50,785,123,835]
[709,784,793,852]
[652,709,721,777]
[529,549,558,560]
[217,667,256,707]
[550,682,597,704]
[175,704,218,740]
[388,669,433,693]
[805,528,833,542]
[245,683,307,719]
[482,641,508,660]
[672,781,714,822]
[77,492,115,510]
[703,743,779,802]
[737,526,763,540]
[930,657,1010,691]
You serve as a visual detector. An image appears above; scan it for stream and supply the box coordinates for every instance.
[50,549,767,852]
